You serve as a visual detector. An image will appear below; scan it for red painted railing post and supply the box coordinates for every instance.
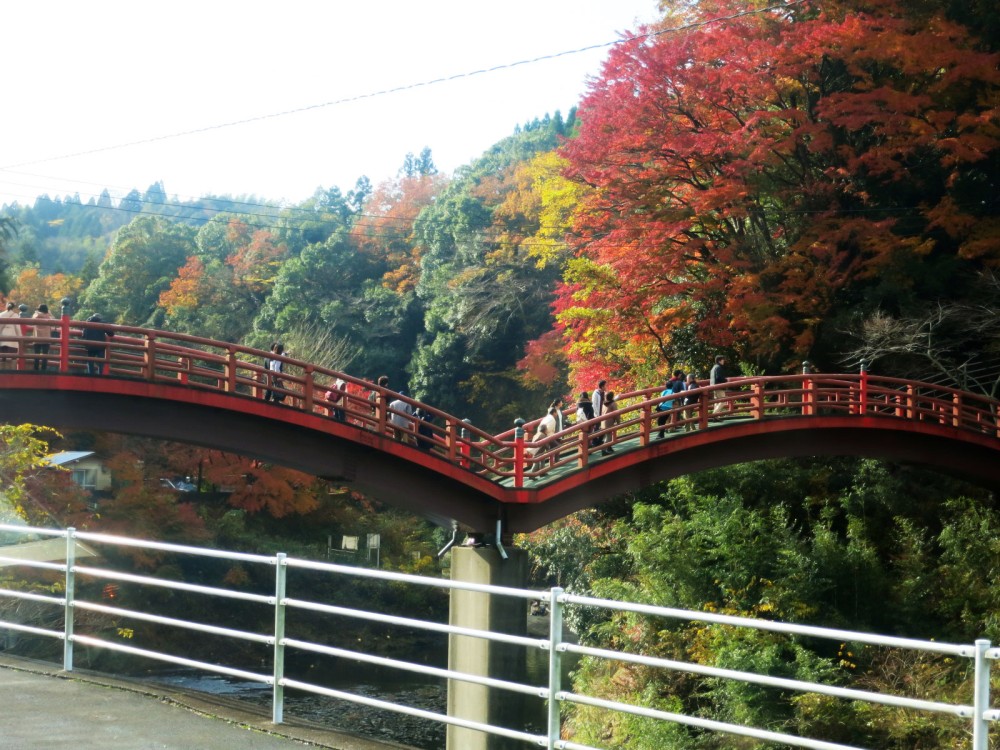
[144,335,157,381]
[802,362,814,416]
[752,383,764,420]
[225,348,237,393]
[699,392,710,430]
[303,366,314,413]
[59,316,70,373]
[514,419,525,488]
[859,361,869,415]
[377,392,388,436]
[446,419,459,464]
[641,403,652,446]
[460,420,471,469]
[953,393,962,428]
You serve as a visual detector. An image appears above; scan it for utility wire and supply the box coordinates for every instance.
[0,1,808,175]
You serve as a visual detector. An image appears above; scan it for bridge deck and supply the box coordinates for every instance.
[3,320,1000,531]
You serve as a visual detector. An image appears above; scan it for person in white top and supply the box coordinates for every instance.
[0,302,21,370]
[388,392,415,444]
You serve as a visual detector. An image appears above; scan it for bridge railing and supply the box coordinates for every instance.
[5,322,1000,486]
[0,524,997,750]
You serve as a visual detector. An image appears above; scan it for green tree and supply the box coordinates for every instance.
[82,216,196,325]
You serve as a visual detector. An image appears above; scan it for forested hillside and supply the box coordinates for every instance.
[2,0,1000,746]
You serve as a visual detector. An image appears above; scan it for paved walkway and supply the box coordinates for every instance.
[0,655,407,750]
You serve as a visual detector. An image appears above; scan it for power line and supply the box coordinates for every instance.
[0,1,808,176]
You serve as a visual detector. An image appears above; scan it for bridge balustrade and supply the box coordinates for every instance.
[4,321,1000,488]
[0,523,997,750]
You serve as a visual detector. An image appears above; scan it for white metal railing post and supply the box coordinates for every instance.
[547,586,564,749]
[63,527,76,671]
[273,553,287,724]
[972,639,991,750]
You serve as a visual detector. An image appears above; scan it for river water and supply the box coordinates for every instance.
[147,614,575,750]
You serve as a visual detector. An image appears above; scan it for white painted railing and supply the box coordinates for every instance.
[0,523,995,749]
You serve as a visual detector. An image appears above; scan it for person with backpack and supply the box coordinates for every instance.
[683,372,699,430]
[325,378,346,421]
[576,391,595,426]
[656,370,686,438]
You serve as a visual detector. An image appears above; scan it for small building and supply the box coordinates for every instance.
[45,451,112,492]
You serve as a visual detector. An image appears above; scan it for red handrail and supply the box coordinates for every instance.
[8,321,1000,488]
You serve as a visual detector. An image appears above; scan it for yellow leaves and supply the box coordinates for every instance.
[9,267,83,310]
[0,424,61,520]
[158,256,204,314]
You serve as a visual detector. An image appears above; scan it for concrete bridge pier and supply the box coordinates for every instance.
[447,546,528,750]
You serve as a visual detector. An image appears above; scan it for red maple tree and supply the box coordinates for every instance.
[556,0,1000,381]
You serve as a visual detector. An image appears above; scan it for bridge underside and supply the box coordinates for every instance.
[0,378,506,531]
[516,418,1000,530]
[3,377,999,533]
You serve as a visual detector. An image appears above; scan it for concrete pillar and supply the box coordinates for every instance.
[447,546,528,750]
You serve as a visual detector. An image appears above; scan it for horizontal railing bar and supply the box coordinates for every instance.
[282,597,542,648]
[0,523,68,537]
[560,594,972,656]
[72,565,274,604]
[73,601,274,645]
[70,634,271,683]
[0,556,67,572]
[0,620,64,639]
[73,531,276,565]
[282,637,546,697]
[564,643,969,717]
[284,557,545,599]
[0,590,65,606]
[559,691,865,750]
[280,678,543,745]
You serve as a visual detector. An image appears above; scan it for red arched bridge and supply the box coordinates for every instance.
[1,319,999,533]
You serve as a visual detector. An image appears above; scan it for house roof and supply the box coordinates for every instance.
[45,451,96,467]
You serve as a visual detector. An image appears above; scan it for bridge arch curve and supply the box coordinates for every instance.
[2,322,999,532]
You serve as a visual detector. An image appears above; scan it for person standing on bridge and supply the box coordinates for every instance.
[656,370,686,438]
[683,372,699,430]
[710,354,730,416]
[325,378,346,421]
[576,392,595,443]
[30,303,55,371]
[264,342,286,402]
[601,391,619,454]
[591,380,607,449]
[541,397,565,437]
[82,314,110,375]
[0,302,19,370]
[388,391,415,444]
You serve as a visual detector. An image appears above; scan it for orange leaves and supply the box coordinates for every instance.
[553,0,1000,378]
[226,228,288,294]
[158,256,205,314]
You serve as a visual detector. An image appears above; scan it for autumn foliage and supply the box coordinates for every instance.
[556,0,1000,382]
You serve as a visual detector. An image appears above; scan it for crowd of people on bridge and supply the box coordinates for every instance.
[0,300,78,372]
[526,354,735,466]
[2,299,742,462]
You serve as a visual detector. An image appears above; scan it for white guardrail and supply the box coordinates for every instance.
[0,523,996,750]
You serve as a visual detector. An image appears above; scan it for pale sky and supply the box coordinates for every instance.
[0,1,658,208]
